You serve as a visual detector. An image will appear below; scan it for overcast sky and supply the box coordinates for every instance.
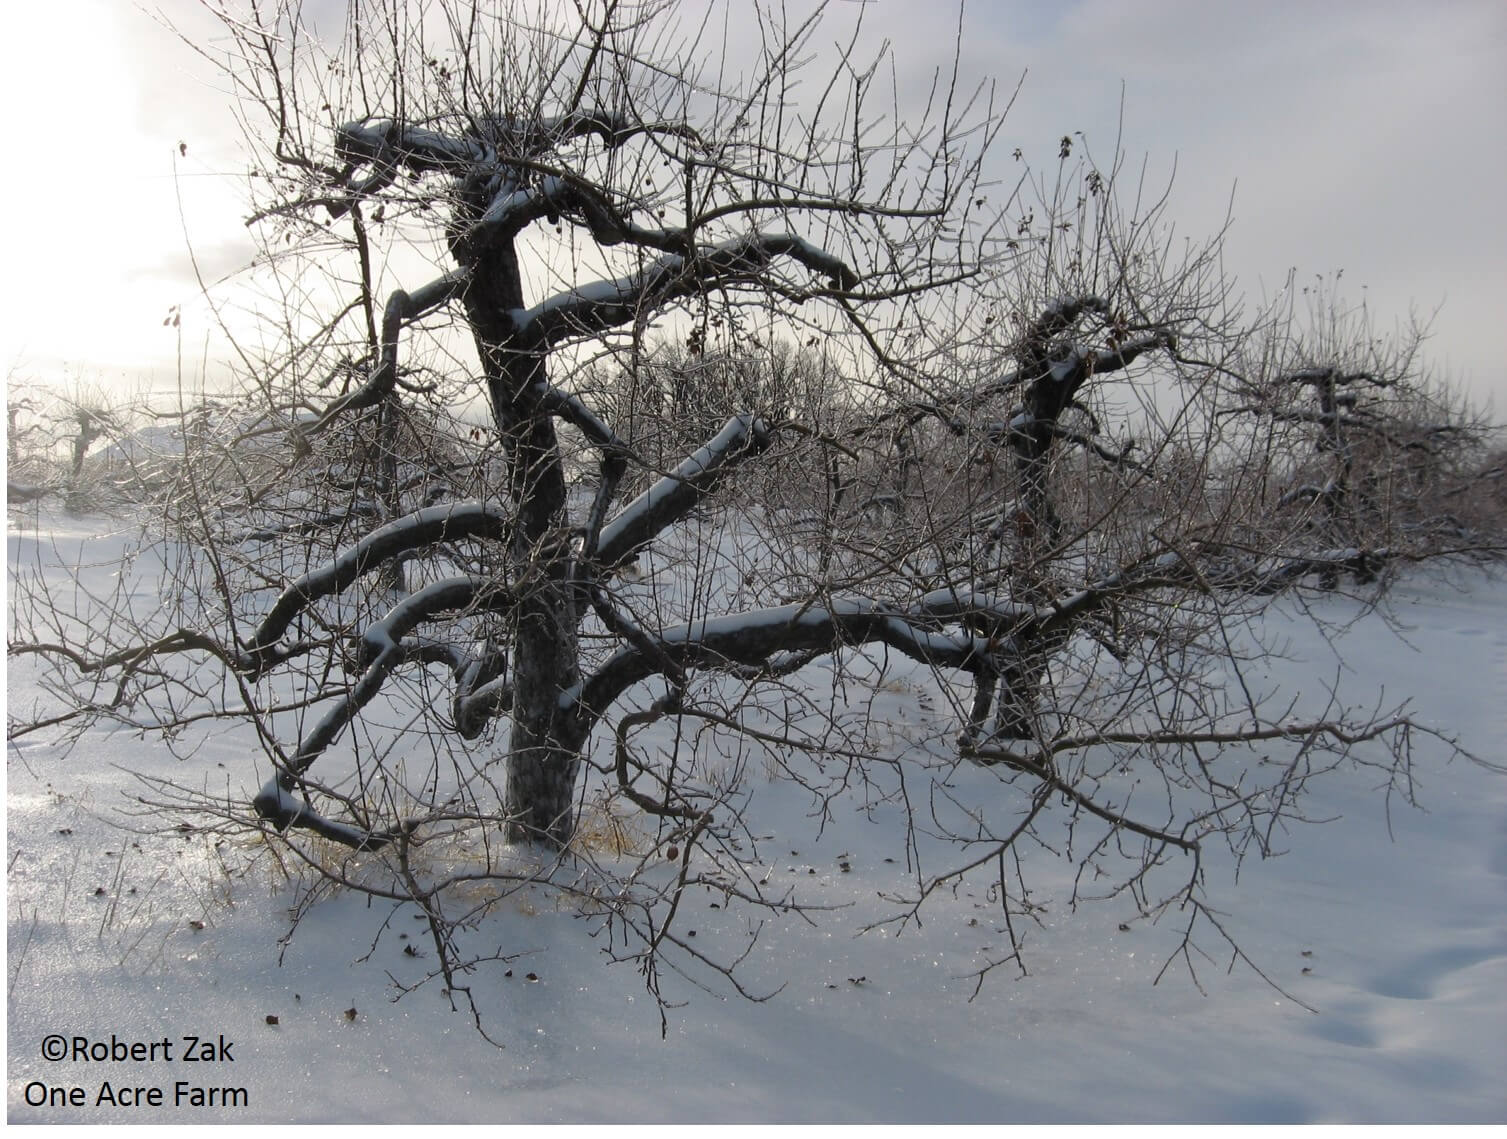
[2,0,1502,410]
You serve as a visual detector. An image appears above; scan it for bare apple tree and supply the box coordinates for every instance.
[9,0,1498,1025]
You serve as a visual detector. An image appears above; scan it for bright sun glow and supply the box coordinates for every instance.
[0,1,244,394]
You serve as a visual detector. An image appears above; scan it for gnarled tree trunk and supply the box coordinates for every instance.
[459,226,583,847]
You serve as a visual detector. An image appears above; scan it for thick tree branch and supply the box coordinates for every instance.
[282,575,515,782]
[596,414,774,570]
[514,233,859,349]
[250,502,512,666]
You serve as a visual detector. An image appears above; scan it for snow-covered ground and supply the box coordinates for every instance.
[7,510,1506,1123]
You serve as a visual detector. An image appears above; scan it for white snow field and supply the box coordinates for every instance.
[7,509,1506,1124]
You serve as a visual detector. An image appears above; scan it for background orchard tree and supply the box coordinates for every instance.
[4,384,124,511]
[9,0,1500,1023]
[1222,280,1499,580]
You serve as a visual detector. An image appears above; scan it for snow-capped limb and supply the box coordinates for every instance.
[986,408,1139,467]
[588,585,690,696]
[569,597,1006,732]
[334,121,492,184]
[465,170,687,256]
[1085,329,1179,376]
[250,501,512,667]
[509,257,682,343]
[849,297,1110,425]
[330,112,701,218]
[726,233,860,291]
[251,776,394,850]
[1017,295,1172,385]
[514,232,859,349]
[497,108,704,151]
[573,554,1240,734]
[1023,329,1178,414]
[536,385,632,566]
[282,575,515,790]
[355,576,514,669]
[1032,295,1111,341]
[910,585,1038,637]
[562,544,1412,750]
[338,112,700,175]
[596,415,773,571]
[288,639,405,779]
[541,385,630,457]
[453,672,513,740]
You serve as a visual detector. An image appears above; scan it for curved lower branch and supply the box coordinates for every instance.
[251,502,512,667]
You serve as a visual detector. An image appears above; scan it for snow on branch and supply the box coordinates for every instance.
[453,669,512,740]
[1031,295,1111,342]
[515,233,860,348]
[250,501,511,667]
[466,170,686,255]
[1086,329,1179,376]
[568,561,1159,728]
[538,385,632,461]
[355,576,514,669]
[330,112,701,218]
[538,385,633,564]
[251,776,395,850]
[333,121,491,195]
[596,415,773,570]
[503,109,703,151]
[571,596,1004,727]
[279,575,515,793]
[570,538,1415,742]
